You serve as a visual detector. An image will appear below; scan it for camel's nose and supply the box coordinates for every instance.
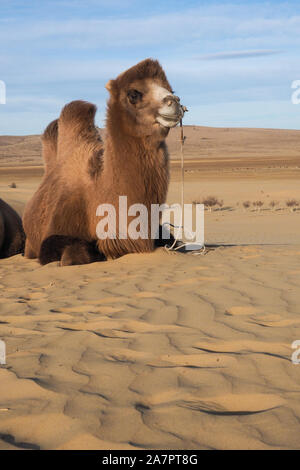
[163,95,180,107]
[157,93,187,127]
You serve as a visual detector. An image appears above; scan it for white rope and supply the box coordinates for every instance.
[164,119,206,256]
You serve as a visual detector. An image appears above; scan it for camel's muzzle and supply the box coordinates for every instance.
[156,94,187,128]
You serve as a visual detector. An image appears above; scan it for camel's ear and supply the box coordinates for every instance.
[105,80,116,94]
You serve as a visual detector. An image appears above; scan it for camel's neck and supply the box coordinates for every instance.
[102,112,169,205]
[105,132,164,170]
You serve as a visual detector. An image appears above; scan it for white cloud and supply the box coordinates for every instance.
[198,50,283,60]
[1,6,300,49]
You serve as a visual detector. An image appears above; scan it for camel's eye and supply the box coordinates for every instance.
[127,89,143,105]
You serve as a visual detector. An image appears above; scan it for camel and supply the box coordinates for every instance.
[0,198,25,258]
[23,58,185,265]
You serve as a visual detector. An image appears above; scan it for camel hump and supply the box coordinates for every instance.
[60,100,97,127]
[57,100,101,165]
[43,119,58,143]
[42,119,58,171]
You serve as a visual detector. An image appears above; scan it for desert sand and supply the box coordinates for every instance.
[0,126,300,450]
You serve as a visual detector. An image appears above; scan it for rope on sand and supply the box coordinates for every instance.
[164,119,206,256]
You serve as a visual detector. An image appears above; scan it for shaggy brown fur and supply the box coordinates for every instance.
[43,119,58,173]
[0,199,25,258]
[23,58,179,265]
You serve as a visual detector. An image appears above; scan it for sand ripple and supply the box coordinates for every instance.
[0,246,300,449]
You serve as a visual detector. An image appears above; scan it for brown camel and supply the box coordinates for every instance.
[0,199,25,258]
[23,58,185,265]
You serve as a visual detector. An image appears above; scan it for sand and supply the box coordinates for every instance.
[0,128,300,450]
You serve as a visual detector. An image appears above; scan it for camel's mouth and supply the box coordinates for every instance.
[156,103,187,128]
[156,113,182,128]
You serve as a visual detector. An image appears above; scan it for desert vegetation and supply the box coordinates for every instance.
[286,199,299,212]
[242,201,251,211]
[253,200,264,212]
[193,196,224,211]
[192,195,300,215]
[269,200,279,210]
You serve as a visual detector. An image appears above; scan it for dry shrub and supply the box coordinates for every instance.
[193,196,223,211]
[243,201,251,210]
[286,199,299,212]
[269,200,279,210]
[202,196,221,211]
[253,200,264,211]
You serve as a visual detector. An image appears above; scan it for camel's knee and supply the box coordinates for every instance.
[60,241,97,266]
[39,235,105,266]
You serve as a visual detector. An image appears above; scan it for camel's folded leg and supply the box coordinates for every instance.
[60,242,105,266]
[39,235,106,266]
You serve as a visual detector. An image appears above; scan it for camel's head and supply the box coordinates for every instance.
[106,59,187,137]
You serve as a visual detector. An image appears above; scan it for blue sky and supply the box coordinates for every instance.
[0,0,300,134]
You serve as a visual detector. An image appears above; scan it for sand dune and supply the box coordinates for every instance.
[0,245,300,449]
[0,127,300,449]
